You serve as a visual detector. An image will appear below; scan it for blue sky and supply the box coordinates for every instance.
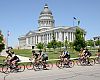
[0,0,100,47]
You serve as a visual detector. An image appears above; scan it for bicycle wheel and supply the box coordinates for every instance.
[26,62,34,70]
[68,60,74,68]
[2,65,11,74]
[0,64,3,72]
[89,59,95,66]
[97,58,100,64]
[33,62,43,71]
[56,60,64,69]
[76,60,81,66]
[17,63,25,72]
[45,62,53,70]
[95,57,100,64]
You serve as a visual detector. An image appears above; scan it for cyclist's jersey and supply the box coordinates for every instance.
[63,51,70,59]
[33,53,39,59]
[41,52,48,61]
[84,50,91,57]
[7,53,12,60]
[10,55,20,62]
[64,51,69,56]
[41,52,48,58]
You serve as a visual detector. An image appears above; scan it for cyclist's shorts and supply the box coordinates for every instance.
[63,55,70,59]
[42,56,48,61]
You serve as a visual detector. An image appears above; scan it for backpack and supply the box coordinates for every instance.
[42,53,48,58]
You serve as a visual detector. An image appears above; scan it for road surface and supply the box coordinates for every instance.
[0,64,100,80]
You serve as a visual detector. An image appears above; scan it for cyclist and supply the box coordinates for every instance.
[78,48,86,61]
[5,50,12,64]
[6,50,12,60]
[96,48,100,57]
[38,50,48,69]
[31,50,39,62]
[84,49,92,64]
[10,51,20,68]
[95,48,100,63]
[60,50,70,65]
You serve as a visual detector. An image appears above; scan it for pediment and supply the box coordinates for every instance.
[26,31,35,36]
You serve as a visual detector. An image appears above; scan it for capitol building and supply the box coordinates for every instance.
[18,4,85,49]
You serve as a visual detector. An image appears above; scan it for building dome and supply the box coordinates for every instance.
[38,4,55,31]
[40,4,52,15]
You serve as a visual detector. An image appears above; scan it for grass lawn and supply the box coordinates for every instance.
[0,56,6,64]
[0,48,97,64]
[12,49,79,59]
[12,48,97,58]
[5,48,97,60]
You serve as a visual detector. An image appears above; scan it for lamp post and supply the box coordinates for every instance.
[93,37,96,48]
[98,37,100,48]
[64,36,67,50]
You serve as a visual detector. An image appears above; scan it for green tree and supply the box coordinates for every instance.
[47,42,52,51]
[86,40,94,47]
[36,42,44,50]
[51,30,57,53]
[68,42,74,49]
[57,41,64,51]
[95,39,100,47]
[65,36,68,50]
[73,28,86,51]
[0,30,5,52]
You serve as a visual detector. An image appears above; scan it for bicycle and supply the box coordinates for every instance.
[26,59,53,71]
[56,58,74,69]
[94,56,100,64]
[1,59,25,73]
[76,57,95,66]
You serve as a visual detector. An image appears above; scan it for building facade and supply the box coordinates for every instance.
[18,4,85,49]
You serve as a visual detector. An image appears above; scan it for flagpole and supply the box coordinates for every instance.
[6,31,8,49]
[6,31,9,49]
[73,17,76,27]
[73,19,74,27]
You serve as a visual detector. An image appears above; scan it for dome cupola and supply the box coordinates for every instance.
[40,4,52,15]
[38,4,55,31]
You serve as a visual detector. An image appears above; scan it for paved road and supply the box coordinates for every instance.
[0,64,100,80]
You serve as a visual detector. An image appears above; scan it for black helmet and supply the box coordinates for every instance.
[39,50,42,53]
[32,50,35,53]
[6,50,9,53]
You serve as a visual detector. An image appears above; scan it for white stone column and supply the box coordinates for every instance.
[64,32,66,41]
[49,33,50,42]
[36,36,37,44]
[38,35,41,43]
[72,32,73,42]
[30,37,32,44]
[35,36,36,44]
[26,38,28,45]
[43,35,44,43]
[69,32,71,42]
[56,32,57,40]
[47,34,48,44]
[59,32,62,41]
[33,36,35,45]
